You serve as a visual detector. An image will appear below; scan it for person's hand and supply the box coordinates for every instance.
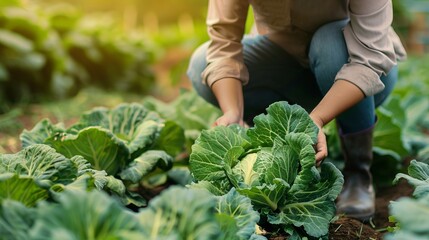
[213,110,245,127]
[210,77,245,127]
[309,114,328,166]
[308,81,366,166]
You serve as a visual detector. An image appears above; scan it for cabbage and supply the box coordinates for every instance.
[189,101,344,238]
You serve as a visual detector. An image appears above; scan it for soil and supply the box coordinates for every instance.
[328,179,413,240]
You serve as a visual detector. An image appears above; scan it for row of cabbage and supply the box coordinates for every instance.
[0,91,230,239]
[0,0,154,113]
[0,92,347,239]
[1,56,427,239]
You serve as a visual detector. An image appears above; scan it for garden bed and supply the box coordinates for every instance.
[0,100,418,240]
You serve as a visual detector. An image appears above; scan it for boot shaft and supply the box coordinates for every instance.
[336,124,376,221]
[339,125,374,173]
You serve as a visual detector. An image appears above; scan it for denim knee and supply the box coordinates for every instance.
[309,19,349,94]
[186,42,218,106]
[187,42,209,86]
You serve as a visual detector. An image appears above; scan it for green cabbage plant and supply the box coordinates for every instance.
[0,186,264,240]
[138,186,263,240]
[0,200,36,240]
[376,159,429,239]
[387,195,429,240]
[29,190,143,240]
[0,144,125,206]
[19,103,185,206]
[189,101,344,239]
[394,160,429,198]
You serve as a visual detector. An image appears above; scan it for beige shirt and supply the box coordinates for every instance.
[202,0,407,97]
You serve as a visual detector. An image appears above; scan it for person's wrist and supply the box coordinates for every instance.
[224,108,243,120]
[309,113,324,128]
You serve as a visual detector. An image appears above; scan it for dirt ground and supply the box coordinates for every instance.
[328,180,413,240]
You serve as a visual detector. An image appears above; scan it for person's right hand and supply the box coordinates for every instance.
[213,110,245,127]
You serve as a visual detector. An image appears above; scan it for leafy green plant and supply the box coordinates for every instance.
[386,195,429,240]
[0,1,155,113]
[189,101,344,239]
[143,90,222,151]
[393,56,429,155]
[0,200,36,240]
[0,185,265,239]
[30,190,143,239]
[138,186,263,240]
[386,160,429,239]
[20,103,185,206]
[0,144,81,207]
[0,173,48,207]
[0,144,127,206]
[386,216,400,233]
[394,160,429,198]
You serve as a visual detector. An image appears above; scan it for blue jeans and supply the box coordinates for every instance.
[187,20,398,134]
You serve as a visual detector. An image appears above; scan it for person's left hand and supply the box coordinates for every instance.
[309,114,328,166]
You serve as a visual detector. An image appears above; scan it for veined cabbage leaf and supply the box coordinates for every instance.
[0,144,127,205]
[189,101,344,238]
[0,144,75,183]
[143,90,221,136]
[138,186,263,240]
[143,90,222,152]
[0,173,48,207]
[68,103,164,158]
[215,188,262,240]
[29,190,143,239]
[19,103,182,206]
[394,160,429,198]
[20,103,180,180]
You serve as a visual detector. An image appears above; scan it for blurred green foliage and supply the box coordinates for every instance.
[34,0,208,25]
[0,1,155,113]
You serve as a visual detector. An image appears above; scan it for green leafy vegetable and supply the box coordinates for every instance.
[20,103,179,179]
[29,190,143,239]
[138,186,263,240]
[120,150,173,183]
[19,103,182,206]
[394,160,429,198]
[189,101,343,238]
[386,195,429,240]
[0,173,48,207]
[0,200,36,240]
[216,188,261,240]
[143,90,222,152]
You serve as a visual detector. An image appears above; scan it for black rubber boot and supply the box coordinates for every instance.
[336,125,375,221]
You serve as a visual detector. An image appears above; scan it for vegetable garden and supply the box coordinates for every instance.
[1,0,429,239]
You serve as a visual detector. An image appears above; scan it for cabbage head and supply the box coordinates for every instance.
[189,101,344,238]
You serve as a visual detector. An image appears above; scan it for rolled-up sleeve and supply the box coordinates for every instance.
[202,0,249,87]
[336,0,400,96]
